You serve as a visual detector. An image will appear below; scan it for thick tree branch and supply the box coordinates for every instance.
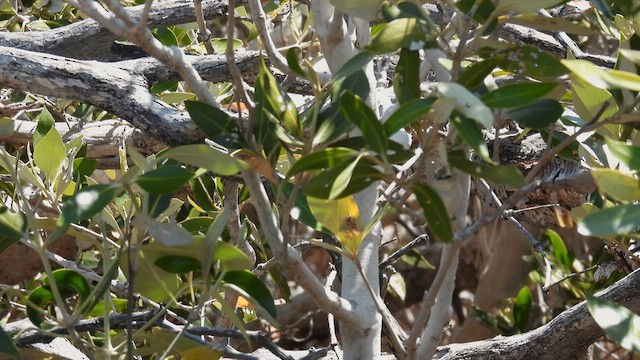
[435,268,640,360]
[0,0,238,61]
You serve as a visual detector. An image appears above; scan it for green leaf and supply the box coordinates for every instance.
[607,139,640,171]
[303,162,381,199]
[329,0,383,20]
[223,270,277,319]
[513,286,532,332]
[60,184,119,225]
[214,241,253,272]
[383,97,436,135]
[331,51,375,82]
[438,82,494,128]
[490,46,567,80]
[563,59,640,91]
[154,255,202,273]
[450,114,491,162]
[0,326,19,357]
[137,165,194,195]
[287,148,360,177]
[307,196,364,256]
[412,184,453,242]
[160,144,250,176]
[456,0,495,23]
[591,168,640,202]
[368,17,433,54]
[34,107,55,146]
[394,48,421,104]
[458,59,499,90]
[0,207,26,253]
[285,47,306,77]
[340,92,388,155]
[329,157,361,200]
[570,74,618,122]
[496,0,564,13]
[448,152,525,187]
[185,101,243,149]
[34,128,66,181]
[27,269,91,326]
[135,215,193,246]
[507,99,563,128]
[503,14,593,35]
[482,82,558,108]
[587,296,640,353]
[255,58,300,138]
[576,204,640,236]
[546,229,572,270]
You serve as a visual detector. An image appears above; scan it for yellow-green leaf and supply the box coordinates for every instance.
[591,168,640,202]
[34,128,66,181]
[307,196,363,257]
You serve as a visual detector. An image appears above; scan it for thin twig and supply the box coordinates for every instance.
[194,0,215,54]
[379,234,430,270]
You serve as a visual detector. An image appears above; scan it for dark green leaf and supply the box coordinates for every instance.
[0,326,18,357]
[448,152,525,187]
[303,162,382,199]
[214,241,253,272]
[137,165,194,194]
[72,158,97,182]
[0,207,26,251]
[491,45,567,80]
[450,114,491,162]
[458,59,499,90]
[456,0,496,23]
[367,17,434,54]
[412,184,453,242]
[223,270,276,319]
[145,193,172,218]
[384,98,435,135]
[394,48,421,104]
[340,92,388,155]
[287,148,360,177]
[154,255,202,273]
[587,296,640,353]
[507,99,564,128]
[285,47,306,77]
[334,69,371,101]
[577,204,640,236]
[185,100,243,149]
[28,269,91,326]
[482,82,558,108]
[34,107,55,146]
[60,184,120,225]
[513,286,532,332]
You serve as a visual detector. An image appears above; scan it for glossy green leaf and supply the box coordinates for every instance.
[0,326,18,357]
[394,48,421,104]
[287,148,360,177]
[546,229,572,270]
[255,58,300,138]
[303,162,382,199]
[214,241,253,272]
[482,82,558,108]
[507,99,563,128]
[331,51,375,82]
[563,59,640,91]
[34,127,66,181]
[155,255,202,273]
[0,206,26,248]
[340,92,388,155]
[329,157,361,200]
[27,269,91,326]
[448,153,525,187]
[185,100,243,149]
[513,286,532,332]
[285,47,306,77]
[577,204,640,236]
[412,184,453,242]
[210,38,243,53]
[383,97,436,135]
[137,165,194,195]
[223,270,276,319]
[496,0,563,13]
[591,168,640,201]
[607,139,640,170]
[60,184,119,225]
[587,296,640,353]
[490,46,567,80]
[161,144,250,176]
[450,114,491,163]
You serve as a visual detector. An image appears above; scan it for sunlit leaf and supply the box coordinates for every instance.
[501,14,593,35]
[607,139,640,170]
[185,100,243,149]
[329,0,384,20]
[591,168,640,202]
[577,204,640,236]
[160,144,250,176]
[27,269,91,327]
[496,0,564,13]
[368,17,433,54]
[34,127,66,181]
[513,286,532,332]
[308,195,364,256]
[438,82,494,128]
[546,229,572,270]
[287,148,360,177]
[563,59,640,91]
[570,74,618,121]
[588,296,640,353]
[412,184,453,242]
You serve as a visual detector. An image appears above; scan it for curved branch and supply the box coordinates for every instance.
[435,268,640,360]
